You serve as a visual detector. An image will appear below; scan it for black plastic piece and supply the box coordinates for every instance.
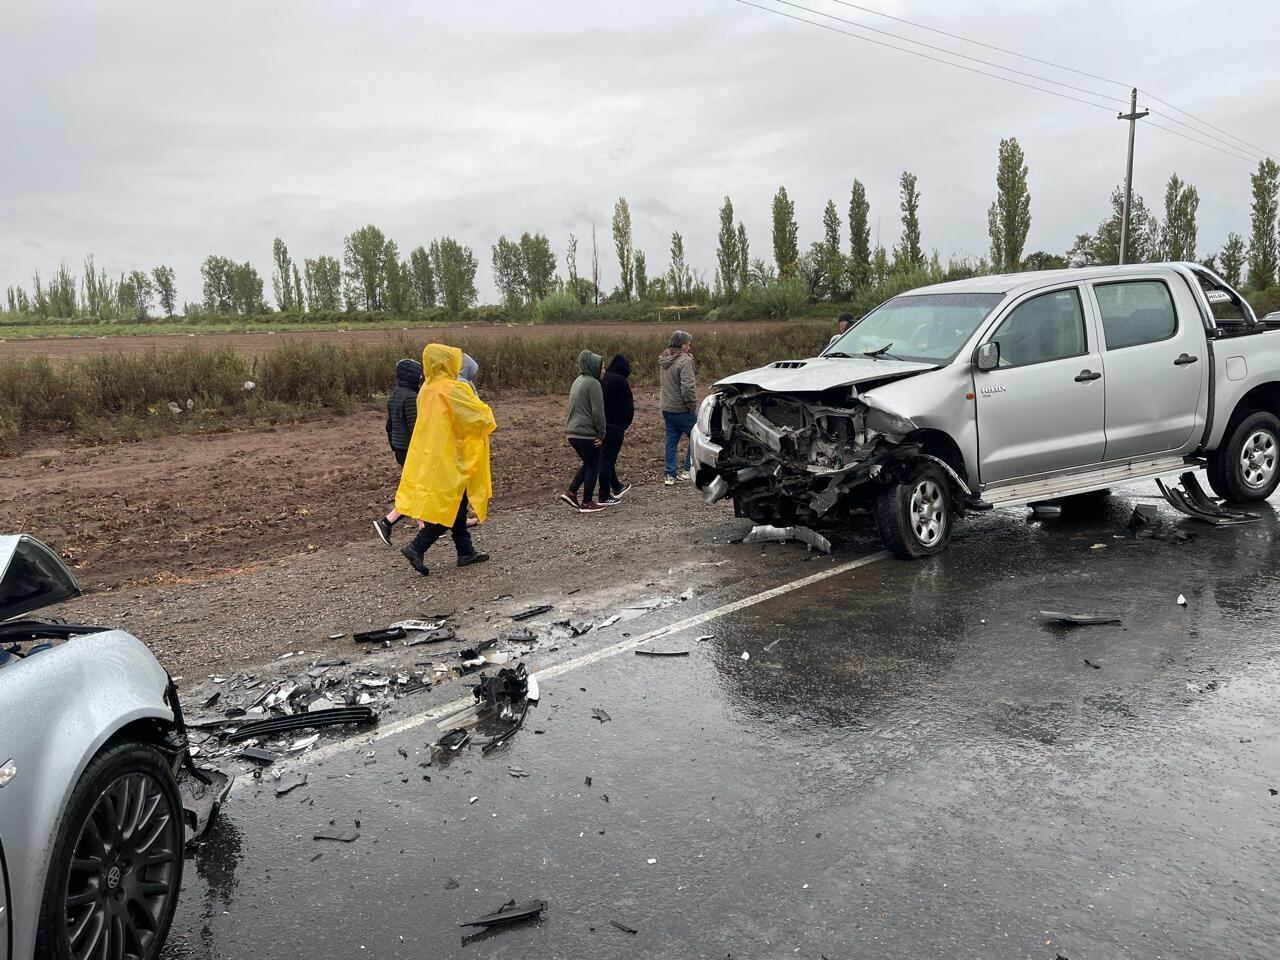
[511,605,552,621]
[224,706,377,742]
[352,626,407,643]
[460,899,546,928]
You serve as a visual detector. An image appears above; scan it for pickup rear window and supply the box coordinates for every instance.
[1095,280,1177,349]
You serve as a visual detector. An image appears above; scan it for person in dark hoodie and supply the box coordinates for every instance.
[559,350,608,513]
[374,357,423,544]
[599,353,634,500]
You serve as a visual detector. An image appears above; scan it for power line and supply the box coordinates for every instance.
[824,0,1131,89]
[766,0,1129,106]
[1144,109,1267,164]
[824,0,1277,165]
[1144,119,1262,166]
[733,0,1119,115]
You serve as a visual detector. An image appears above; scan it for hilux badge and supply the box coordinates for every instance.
[980,385,1007,395]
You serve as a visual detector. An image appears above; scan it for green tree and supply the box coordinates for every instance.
[667,231,692,301]
[292,263,304,313]
[271,237,295,311]
[1161,173,1200,262]
[987,138,1031,272]
[847,179,871,289]
[736,222,750,293]
[1021,251,1067,271]
[42,263,77,317]
[819,199,845,300]
[491,235,528,309]
[127,269,153,320]
[716,196,739,299]
[893,171,924,271]
[432,237,478,313]
[82,255,112,317]
[201,255,235,313]
[1247,158,1280,289]
[408,245,437,308]
[304,255,342,312]
[566,233,579,288]
[229,261,265,315]
[342,224,393,310]
[635,250,648,300]
[612,197,634,301]
[1093,186,1159,265]
[385,257,416,314]
[871,245,890,286]
[520,232,556,301]
[771,186,799,277]
[1220,233,1246,286]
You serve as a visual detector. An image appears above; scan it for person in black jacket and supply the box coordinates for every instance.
[599,353,635,501]
[374,357,423,545]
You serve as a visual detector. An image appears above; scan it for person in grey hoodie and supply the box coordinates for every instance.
[658,330,697,485]
[559,350,609,513]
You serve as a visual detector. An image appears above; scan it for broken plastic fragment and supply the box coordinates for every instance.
[239,746,279,764]
[290,733,321,752]
[610,919,638,935]
[275,772,308,796]
[1039,611,1122,626]
[459,898,546,929]
[591,708,611,723]
[598,614,621,629]
[1177,594,1187,606]
[740,651,750,661]
[313,827,359,843]
[635,649,690,657]
[511,604,553,621]
[743,524,833,554]
[436,729,470,752]
[352,626,407,643]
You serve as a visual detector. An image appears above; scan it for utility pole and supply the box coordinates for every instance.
[1117,87,1149,265]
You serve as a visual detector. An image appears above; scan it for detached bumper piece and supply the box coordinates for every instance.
[742,524,833,554]
[461,899,546,929]
[224,705,377,742]
[178,766,233,844]
[1157,472,1260,525]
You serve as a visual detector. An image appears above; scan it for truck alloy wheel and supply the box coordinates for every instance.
[874,462,953,559]
[1239,428,1277,490]
[1207,410,1280,503]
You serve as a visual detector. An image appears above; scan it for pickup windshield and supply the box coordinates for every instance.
[826,292,1005,363]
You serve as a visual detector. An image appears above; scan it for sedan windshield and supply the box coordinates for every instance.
[826,292,1005,363]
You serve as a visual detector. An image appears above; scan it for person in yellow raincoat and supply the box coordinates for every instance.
[394,343,496,575]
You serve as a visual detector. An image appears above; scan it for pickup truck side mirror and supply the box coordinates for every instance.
[975,342,1000,371]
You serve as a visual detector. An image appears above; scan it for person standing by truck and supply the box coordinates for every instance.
[659,330,697,485]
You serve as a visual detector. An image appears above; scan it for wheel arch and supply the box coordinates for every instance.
[903,428,969,484]
[1214,381,1280,447]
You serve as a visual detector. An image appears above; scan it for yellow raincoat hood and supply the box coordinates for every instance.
[394,344,496,526]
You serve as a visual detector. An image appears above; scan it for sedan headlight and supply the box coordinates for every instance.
[697,393,721,435]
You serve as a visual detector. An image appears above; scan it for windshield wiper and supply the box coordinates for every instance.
[822,351,856,358]
[863,343,906,361]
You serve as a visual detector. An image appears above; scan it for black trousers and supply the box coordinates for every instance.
[410,494,474,557]
[568,437,600,502]
[598,427,625,495]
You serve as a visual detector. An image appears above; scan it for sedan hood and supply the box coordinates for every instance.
[715,356,936,394]
[0,534,81,621]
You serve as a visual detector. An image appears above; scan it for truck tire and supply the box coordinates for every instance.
[36,740,184,960]
[1207,410,1280,503]
[875,462,952,559]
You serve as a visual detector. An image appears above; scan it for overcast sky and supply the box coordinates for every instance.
[2,0,1279,306]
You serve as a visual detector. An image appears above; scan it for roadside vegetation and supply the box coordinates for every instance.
[0,321,830,452]
[5,144,1279,339]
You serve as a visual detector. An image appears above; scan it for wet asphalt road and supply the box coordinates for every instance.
[165,488,1280,959]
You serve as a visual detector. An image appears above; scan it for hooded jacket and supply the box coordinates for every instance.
[564,350,606,440]
[602,354,634,433]
[459,353,479,394]
[658,347,697,413]
[394,344,497,526]
[385,358,423,453]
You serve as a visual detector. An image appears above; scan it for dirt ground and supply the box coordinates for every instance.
[0,319,789,361]
[1,388,837,685]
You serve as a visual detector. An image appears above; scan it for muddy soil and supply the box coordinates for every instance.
[0,319,789,361]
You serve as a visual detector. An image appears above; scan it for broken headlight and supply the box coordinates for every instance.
[697,392,721,435]
[864,405,918,438]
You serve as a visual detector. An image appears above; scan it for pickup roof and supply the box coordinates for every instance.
[691,263,1280,557]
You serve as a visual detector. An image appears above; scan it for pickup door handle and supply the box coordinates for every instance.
[1074,370,1102,382]
[1174,353,1199,366]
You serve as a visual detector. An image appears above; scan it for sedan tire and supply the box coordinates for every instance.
[36,740,184,960]
[1207,410,1280,503]
[875,462,952,559]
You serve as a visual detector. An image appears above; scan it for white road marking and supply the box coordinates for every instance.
[236,550,890,786]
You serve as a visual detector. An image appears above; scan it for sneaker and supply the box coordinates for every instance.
[663,476,676,487]
[578,501,606,513]
[558,491,579,509]
[613,483,632,499]
[373,517,393,546]
[598,496,622,506]
[677,471,691,482]
[457,551,490,567]
[400,545,430,576]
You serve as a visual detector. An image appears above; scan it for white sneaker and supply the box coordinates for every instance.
[663,476,676,487]
[676,471,691,482]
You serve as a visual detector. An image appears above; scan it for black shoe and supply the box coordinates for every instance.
[401,545,430,575]
[457,551,490,567]
[374,517,393,546]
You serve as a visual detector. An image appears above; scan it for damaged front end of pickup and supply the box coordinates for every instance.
[695,384,960,526]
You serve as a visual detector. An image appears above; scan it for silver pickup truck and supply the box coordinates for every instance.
[692,263,1280,557]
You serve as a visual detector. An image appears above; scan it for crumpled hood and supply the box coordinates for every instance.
[716,356,936,394]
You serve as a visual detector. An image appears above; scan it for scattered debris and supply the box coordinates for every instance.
[511,604,553,621]
[435,729,470,752]
[473,665,530,714]
[224,706,377,742]
[1128,503,1161,535]
[352,626,407,644]
[585,775,592,787]
[696,634,714,642]
[177,766,233,844]
[609,919,638,935]
[743,524,833,554]
[635,649,689,657]
[1177,594,1187,606]
[763,638,782,652]
[238,746,279,765]
[445,876,461,889]
[201,691,221,709]
[289,733,321,752]
[459,899,546,930]
[313,827,359,843]
[503,628,536,644]
[569,621,593,636]
[1040,611,1122,626]
[1083,659,1102,670]
[275,772,308,796]
[591,708,611,723]
[740,651,750,661]
[1158,473,1260,525]
[405,626,456,646]
[1270,788,1278,797]
[469,796,479,804]
[646,858,657,864]
[1090,543,1106,550]
[507,767,529,778]
[598,614,621,629]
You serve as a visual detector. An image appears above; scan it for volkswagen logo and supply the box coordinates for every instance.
[105,865,122,890]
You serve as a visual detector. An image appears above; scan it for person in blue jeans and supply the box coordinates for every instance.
[658,330,697,485]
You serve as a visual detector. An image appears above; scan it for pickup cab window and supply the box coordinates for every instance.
[1095,280,1177,349]
[988,288,1086,367]
[826,292,1004,363]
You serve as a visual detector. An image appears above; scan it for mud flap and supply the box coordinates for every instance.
[1157,472,1260,525]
